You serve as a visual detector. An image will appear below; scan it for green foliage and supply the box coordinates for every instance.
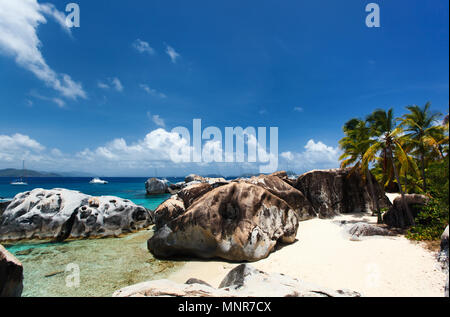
[406,157,449,241]
[406,199,448,240]
[338,105,448,241]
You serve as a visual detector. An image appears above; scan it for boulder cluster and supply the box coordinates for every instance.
[145,175,228,195]
[113,263,361,297]
[0,188,153,242]
[148,169,391,262]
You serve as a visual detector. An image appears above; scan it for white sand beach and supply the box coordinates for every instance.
[168,212,447,297]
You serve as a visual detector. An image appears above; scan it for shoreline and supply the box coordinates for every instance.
[167,213,447,297]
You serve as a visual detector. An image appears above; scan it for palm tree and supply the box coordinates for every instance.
[363,108,415,225]
[398,102,443,192]
[339,118,382,223]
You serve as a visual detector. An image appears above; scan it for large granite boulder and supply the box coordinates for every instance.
[0,201,10,218]
[269,171,296,187]
[0,244,23,297]
[294,168,390,218]
[177,183,214,209]
[240,175,316,220]
[153,183,219,230]
[153,181,231,229]
[113,264,361,297]
[184,174,206,183]
[383,194,429,229]
[147,182,299,262]
[152,197,186,230]
[0,188,153,242]
[145,178,169,195]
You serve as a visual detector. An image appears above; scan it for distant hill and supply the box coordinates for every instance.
[58,171,94,177]
[0,169,61,177]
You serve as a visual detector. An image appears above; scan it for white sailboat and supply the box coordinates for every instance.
[89,177,108,184]
[11,160,28,186]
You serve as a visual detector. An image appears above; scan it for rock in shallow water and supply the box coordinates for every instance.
[112,264,361,297]
[145,178,169,195]
[0,244,23,297]
[148,182,299,262]
[0,188,153,242]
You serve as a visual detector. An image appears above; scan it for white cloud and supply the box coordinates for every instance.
[77,129,192,167]
[110,77,123,92]
[52,97,65,108]
[0,130,194,174]
[165,45,180,63]
[0,0,86,100]
[0,133,45,162]
[280,139,340,172]
[97,81,109,89]
[98,77,123,92]
[38,2,71,34]
[280,151,294,161]
[0,133,339,177]
[294,107,304,112]
[140,84,167,98]
[132,39,155,55]
[29,91,66,108]
[147,112,166,127]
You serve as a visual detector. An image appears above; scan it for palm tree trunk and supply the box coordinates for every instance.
[366,168,381,223]
[404,170,408,194]
[388,145,415,226]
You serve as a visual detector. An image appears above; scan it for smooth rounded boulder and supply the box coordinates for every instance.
[0,245,23,297]
[147,182,299,262]
[145,178,169,195]
[152,197,186,230]
[0,188,153,242]
[241,175,317,220]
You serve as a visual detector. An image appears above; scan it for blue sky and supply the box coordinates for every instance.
[0,0,448,176]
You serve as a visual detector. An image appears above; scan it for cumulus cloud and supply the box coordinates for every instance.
[132,39,155,55]
[0,133,45,162]
[165,45,180,63]
[0,0,86,100]
[1,131,340,176]
[140,84,167,98]
[280,139,340,172]
[77,129,193,168]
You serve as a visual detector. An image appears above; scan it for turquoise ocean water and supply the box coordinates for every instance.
[0,176,181,209]
[0,177,185,297]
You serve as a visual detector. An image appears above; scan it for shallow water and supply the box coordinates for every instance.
[0,177,178,210]
[1,176,184,297]
[5,230,184,297]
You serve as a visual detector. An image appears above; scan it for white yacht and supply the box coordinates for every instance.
[11,160,28,186]
[89,177,108,184]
